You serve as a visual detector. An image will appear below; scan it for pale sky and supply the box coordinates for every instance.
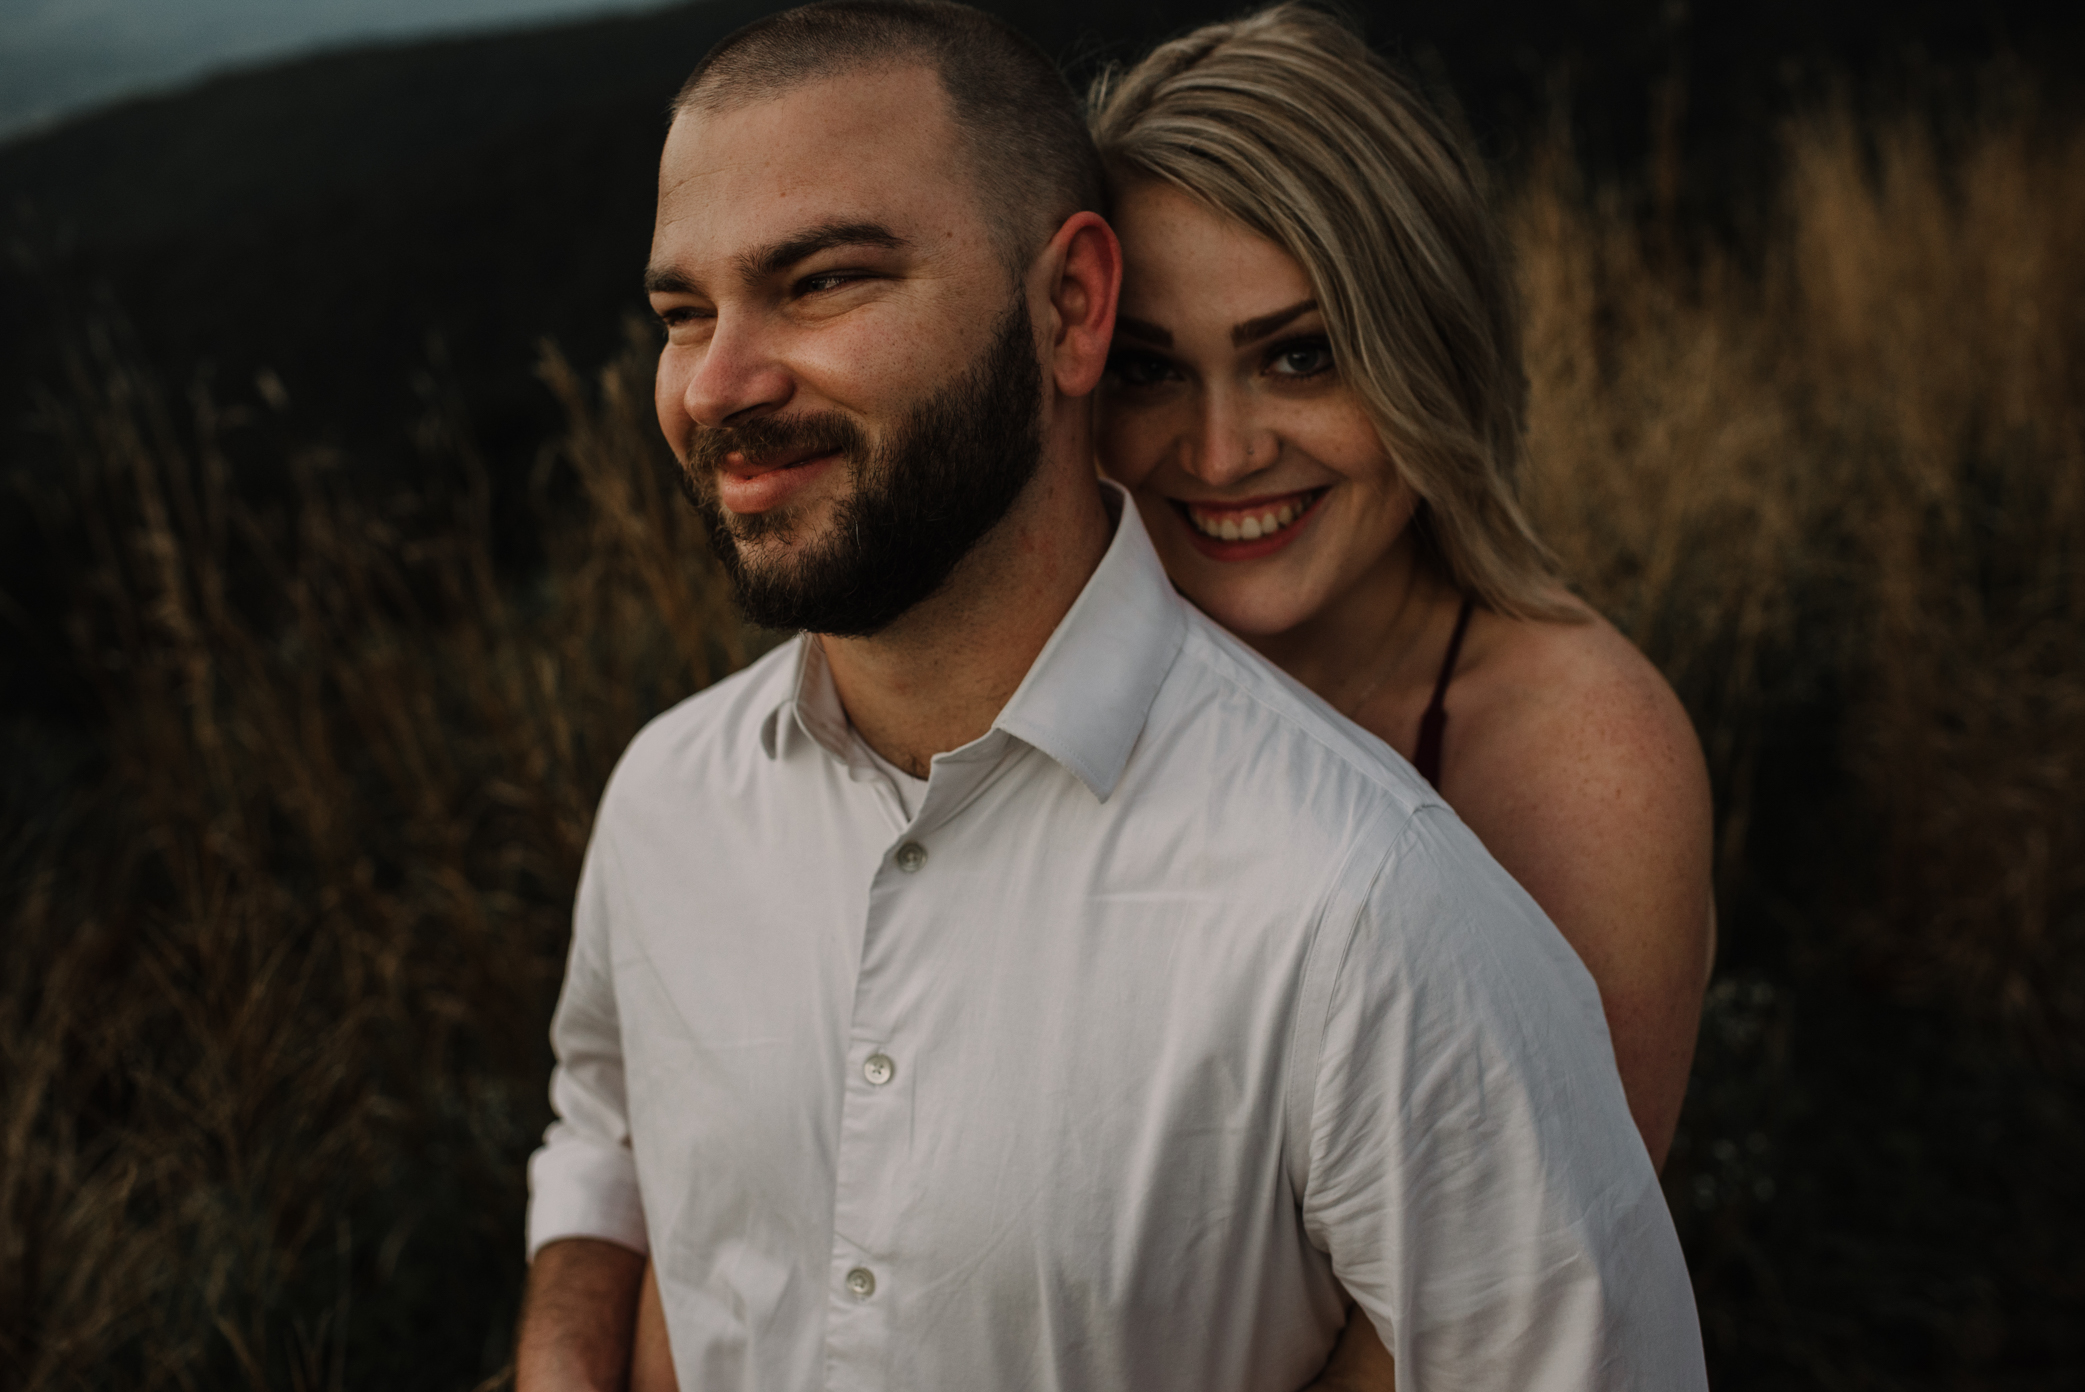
[0,0,686,138]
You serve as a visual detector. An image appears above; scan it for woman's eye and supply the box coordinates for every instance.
[1268,339,1334,379]
[1107,350,1177,388]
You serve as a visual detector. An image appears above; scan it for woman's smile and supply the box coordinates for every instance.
[1098,180,1417,637]
[1173,486,1330,559]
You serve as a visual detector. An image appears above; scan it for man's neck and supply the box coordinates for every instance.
[820,462,1113,778]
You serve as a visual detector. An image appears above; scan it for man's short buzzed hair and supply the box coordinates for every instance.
[675,0,1105,268]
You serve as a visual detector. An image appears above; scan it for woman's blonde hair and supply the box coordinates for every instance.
[1089,3,1566,617]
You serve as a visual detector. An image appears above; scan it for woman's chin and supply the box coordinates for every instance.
[1131,494,1335,638]
[1172,573,1317,640]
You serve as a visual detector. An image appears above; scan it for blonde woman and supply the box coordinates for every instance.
[1079,3,1714,1383]
[630,6,1710,1386]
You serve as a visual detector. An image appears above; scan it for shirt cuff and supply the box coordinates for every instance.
[525,1122,649,1261]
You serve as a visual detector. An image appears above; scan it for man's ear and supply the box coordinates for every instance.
[1037,211,1121,399]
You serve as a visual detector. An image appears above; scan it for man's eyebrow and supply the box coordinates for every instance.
[740,221,908,281]
[1114,315,1172,348]
[644,265,698,296]
[1233,299,1318,346]
[642,223,909,298]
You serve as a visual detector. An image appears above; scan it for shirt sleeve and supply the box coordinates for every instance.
[524,830,649,1261]
[1301,805,1707,1390]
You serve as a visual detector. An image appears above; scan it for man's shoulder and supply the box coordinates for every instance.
[1114,607,1456,900]
[600,637,800,812]
[1162,607,1438,822]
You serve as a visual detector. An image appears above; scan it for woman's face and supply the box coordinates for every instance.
[1098,181,1417,639]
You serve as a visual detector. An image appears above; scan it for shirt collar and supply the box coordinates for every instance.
[990,482,1186,800]
[760,480,1188,802]
[759,636,845,762]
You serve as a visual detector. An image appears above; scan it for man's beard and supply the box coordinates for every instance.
[678,295,1044,637]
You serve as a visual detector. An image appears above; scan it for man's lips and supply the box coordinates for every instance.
[714,447,842,515]
[720,443,836,478]
[1171,487,1329,561]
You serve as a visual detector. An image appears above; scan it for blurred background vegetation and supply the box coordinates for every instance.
[3,1,2082,1388]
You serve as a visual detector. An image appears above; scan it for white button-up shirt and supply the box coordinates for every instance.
[527,490,1707,1391]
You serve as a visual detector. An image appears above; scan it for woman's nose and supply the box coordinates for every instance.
[1183,396,1277,487]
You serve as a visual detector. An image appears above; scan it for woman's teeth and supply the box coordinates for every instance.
[1186,495,1312,542]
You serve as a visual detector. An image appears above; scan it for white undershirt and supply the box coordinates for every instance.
[853,729,930,820]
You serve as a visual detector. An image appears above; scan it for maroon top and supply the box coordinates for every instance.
[1412,596,1476,790]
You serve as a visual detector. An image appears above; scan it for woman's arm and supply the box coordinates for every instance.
[1445,624,1716,1166]
[1310,618,1715,1388]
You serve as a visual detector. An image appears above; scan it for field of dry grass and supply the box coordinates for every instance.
[1512,102,2085,1381]
[3,98,2081,1389]
[1519,99,2085,1049]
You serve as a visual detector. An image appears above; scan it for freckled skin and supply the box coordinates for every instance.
[1098,184,1715,1388]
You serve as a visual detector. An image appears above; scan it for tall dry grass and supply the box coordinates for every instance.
[1,331,751,1389]
[1512,104,2085,1381]
[2,100,2081,1389]
[1514,103,2085,1057]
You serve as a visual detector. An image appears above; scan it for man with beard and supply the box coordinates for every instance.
[516,4,1707,1391]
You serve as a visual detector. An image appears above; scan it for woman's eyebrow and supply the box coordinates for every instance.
[1233,299,1317,346]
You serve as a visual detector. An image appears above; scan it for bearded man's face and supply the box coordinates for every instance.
[677,293,1042,636]
[644,64,1052,638]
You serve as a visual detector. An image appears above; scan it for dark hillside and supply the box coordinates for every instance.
[2,0,777,467]
[6,0,2079,464]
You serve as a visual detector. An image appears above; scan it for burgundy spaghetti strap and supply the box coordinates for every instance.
[1412,596,1475,790]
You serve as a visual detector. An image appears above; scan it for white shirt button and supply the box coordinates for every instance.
[895,841,927,872]
[863,1052,895,1086]
[845,1266,876,1299]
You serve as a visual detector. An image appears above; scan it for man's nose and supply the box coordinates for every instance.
[1183,393,1278,487]
[682,315,794,430]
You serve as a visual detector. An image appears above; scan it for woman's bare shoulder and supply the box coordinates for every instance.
[1441,595,1713,989]
[1448,595,1707,823]
[1448,595,1714,1164]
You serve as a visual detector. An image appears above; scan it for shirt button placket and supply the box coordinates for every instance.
[828,839,929,1392]
[828,1037,906,1390]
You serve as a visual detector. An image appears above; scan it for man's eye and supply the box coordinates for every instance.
[655,306,709,329]
[799,272,863,295]
[1107,350,1177,388]
[1267,339,1334,379]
